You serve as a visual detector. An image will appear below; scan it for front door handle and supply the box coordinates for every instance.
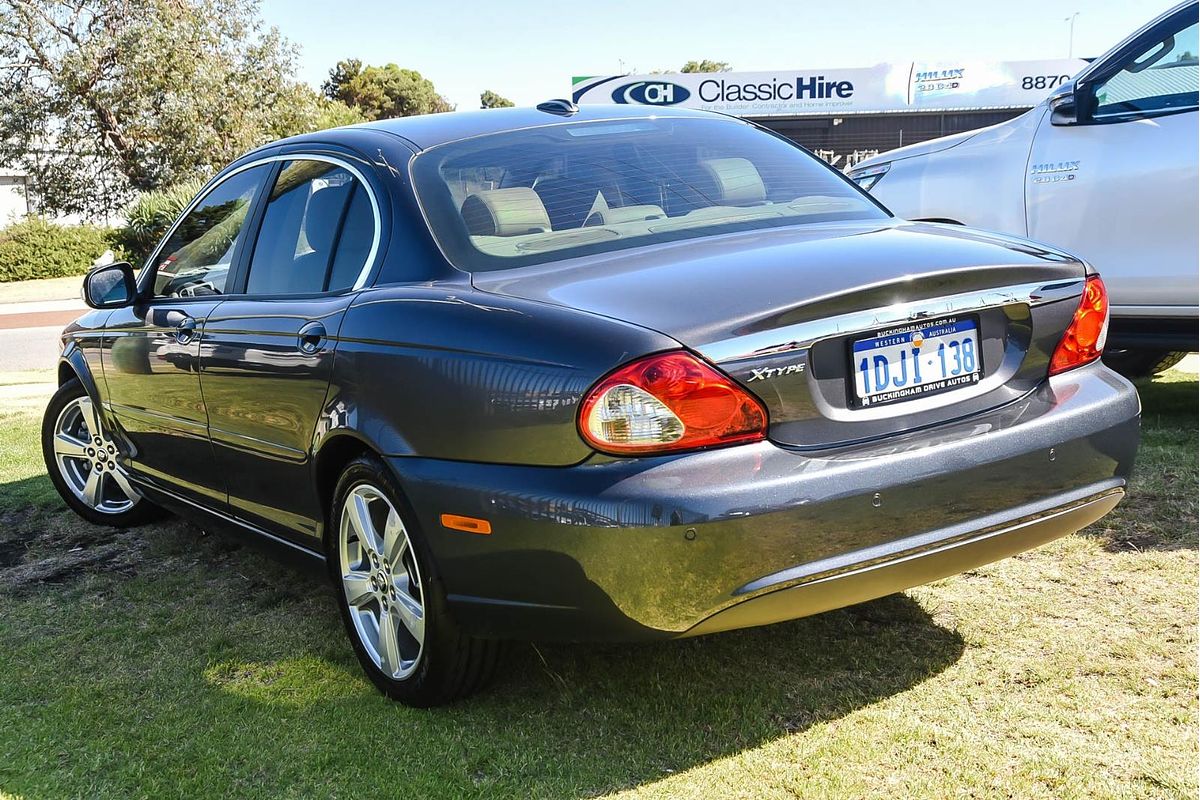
[164,311,197,344]
[298,321,327,354]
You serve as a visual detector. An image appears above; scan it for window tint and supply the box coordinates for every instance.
[244,160,375,295]
[1094,19,1198,119]
[151,165,270,298]
[411,117,884,272]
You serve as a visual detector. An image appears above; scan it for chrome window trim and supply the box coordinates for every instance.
[698,278,1086,364]
[140,153,383,295]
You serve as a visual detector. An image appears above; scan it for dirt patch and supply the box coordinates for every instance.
[0,508,39,568]
[0,510,169,594]
[0,513,142,594]
[0,539,26,568]
[0,509,296,597]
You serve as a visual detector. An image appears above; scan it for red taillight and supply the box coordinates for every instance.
[1049,274,1109,376]
[578,351,768,455]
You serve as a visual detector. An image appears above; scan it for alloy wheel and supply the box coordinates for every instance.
[338,484,426,680]
[51,396,139,515]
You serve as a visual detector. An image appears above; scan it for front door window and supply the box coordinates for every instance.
[1094,19,1199,120]
[150,165,272,298]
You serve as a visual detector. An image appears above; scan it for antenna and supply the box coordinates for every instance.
[536,99,580,116]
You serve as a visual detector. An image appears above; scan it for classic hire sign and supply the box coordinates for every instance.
[571,59,1088,116]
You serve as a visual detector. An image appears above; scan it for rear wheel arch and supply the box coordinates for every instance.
[313,432,383,541]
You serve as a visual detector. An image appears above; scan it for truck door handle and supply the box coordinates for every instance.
[298,321,327,354]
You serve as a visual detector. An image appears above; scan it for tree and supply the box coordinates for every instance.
[480,90,514,109]
[681,60,731,73]
[0,0,345,218]
[323,60,454,120]
[311,95,369,130]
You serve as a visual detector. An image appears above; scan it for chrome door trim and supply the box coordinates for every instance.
[699,278,1085,364]
[127,473,326,561]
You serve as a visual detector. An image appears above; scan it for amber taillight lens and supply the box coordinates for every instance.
[1049,275,1109,376]
[578,351,768,455]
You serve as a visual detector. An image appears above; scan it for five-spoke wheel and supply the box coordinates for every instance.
[328,456,501,706]
[338,483,426,680]
[51,394,140,515]
[42,379,157,527]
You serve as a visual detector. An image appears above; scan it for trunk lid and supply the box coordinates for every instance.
[471,220,1087,449]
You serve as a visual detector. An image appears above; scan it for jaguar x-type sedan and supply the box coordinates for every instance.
[46,102,1140,706]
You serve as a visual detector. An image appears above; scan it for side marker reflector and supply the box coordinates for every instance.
[440,514,492,535]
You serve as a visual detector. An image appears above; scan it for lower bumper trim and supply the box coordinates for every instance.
[682,486,1124,638]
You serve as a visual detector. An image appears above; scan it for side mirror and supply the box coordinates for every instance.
[83,262,137,309]
[1049,88,1078,126]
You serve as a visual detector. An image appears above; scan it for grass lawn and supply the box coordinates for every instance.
[0,366,1195,799]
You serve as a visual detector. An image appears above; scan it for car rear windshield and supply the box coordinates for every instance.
[411,117,887,272]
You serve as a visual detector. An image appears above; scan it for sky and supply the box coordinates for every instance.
[258,0,1181,110]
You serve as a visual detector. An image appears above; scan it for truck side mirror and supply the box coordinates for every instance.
[1049,89,1079,126]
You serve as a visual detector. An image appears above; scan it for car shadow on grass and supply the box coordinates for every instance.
[0,491,966,799]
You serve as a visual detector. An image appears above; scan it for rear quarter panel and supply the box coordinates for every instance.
[321,283,679,466]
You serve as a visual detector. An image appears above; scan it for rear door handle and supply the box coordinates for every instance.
[298,321,327,354]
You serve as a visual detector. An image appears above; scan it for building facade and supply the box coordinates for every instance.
[571,59,1088,169]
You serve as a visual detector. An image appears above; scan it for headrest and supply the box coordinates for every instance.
[699,158,766,205]
[461,187,551,237]
[305,183,353,253]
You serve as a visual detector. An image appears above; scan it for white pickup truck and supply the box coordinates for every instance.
[849,1,1198,377]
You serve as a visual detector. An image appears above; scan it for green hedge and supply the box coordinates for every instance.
[0,218,122,282]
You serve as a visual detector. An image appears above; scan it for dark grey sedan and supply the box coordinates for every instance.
[43,102,1140,706]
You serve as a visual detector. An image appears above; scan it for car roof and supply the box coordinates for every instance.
[272,104,733,153]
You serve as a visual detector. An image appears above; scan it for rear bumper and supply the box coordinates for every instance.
[685,484,1122,636]
[392,362,1140,641]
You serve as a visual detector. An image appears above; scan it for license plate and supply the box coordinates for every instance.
[851,317,981,407]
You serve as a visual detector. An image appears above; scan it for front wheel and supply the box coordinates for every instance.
[328,456,501,706]
[41,379,160,527]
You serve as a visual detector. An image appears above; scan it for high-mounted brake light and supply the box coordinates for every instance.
[1049,274,1109,376]
[578,351,768,455]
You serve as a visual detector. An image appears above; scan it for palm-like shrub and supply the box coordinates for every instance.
[119,179,205,265]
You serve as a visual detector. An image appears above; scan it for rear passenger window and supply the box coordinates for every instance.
[244,159,375,295]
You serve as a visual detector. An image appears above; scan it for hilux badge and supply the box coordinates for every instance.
[748,363,805,382]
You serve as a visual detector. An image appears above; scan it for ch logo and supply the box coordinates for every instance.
[612,81,691,106]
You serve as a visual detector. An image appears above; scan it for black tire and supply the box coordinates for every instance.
[41,378,162,528]
[327,455,501,706]
[1101,349,1188,379]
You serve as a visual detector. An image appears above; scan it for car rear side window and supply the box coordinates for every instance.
[150,165,271,298]
[411,117,886,272]
[244,159,376,295]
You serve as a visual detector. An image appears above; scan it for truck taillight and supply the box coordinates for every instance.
[1049,275,1109,376]
[578,351,768,455]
